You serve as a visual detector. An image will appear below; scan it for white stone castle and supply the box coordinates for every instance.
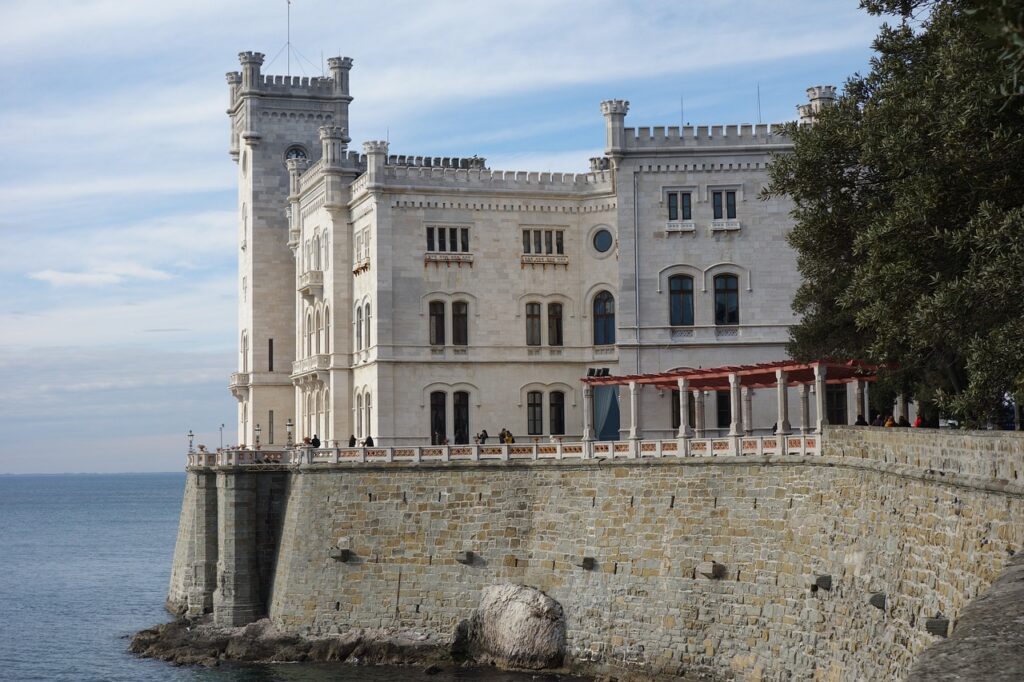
[226,51,843,448]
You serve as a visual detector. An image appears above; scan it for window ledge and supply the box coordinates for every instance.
[715,326,739,337]
[425,253,474,267]
[710,220,741,232]
[666,221,695,233]
[521,254,568,268]
[670,328,694,339]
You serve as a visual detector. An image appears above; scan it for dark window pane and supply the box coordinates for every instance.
[716,390,731,430]
[668,193,678,221]
[714,274,739,325]
[452,301,468,346]
[460,228,469,252]
[528,391,543,435]
[426,227,434,252]
[438,228,446,252]
[550,391,565,435]
[548,303,563,346]
[726,191,736,220]
[430,391,446,444]
[826,385,848,425]
[593,291,615,345]
[669,275,694,326]
[712,191,723,220]
[526,302,541,346]
[681,193,692,220]
[429,301,445,345]
[534,230,542,254]
[593,229,613,253]
[555,231,564,254]
[453,391,470,444]
[523,230,530,253]
[545,230,553,254]
[449,228,458,252]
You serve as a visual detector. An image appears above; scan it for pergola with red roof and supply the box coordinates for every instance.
[579,359,880,442]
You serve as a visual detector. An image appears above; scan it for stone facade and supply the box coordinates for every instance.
[226,51,858,448]
[169,427,1024,679]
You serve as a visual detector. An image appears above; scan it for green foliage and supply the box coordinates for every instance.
[764,0,1024,424]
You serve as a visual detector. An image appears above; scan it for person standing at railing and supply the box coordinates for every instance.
[310,434,321,448]
[364,435,374,447]
[348,434,356,447]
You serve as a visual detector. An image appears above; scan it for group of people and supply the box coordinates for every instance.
[855,414,925,428]
[468,428,515,444]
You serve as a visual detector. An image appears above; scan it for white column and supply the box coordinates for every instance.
[896,393,909,423]
[728,373,742,437]
[855,380,866,423]
[628,381,640,440]
[676,378,692,438]
[693,389,705,439]
[582,385,595,442]
[742,387,753,436]
[814,363,828,434]
[864,382,871,422]
[775,369,791,435]
[799,384,810,435]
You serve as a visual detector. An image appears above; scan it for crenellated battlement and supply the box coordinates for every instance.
[621,123,790,150]
[385,155,488,170]
[229,50,354,105]
[377,164,613,194]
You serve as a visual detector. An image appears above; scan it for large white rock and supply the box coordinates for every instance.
[454,583,566,670]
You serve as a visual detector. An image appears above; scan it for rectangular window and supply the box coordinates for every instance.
[681,193,692,220]
[268,338,274,371]
[550,392,565,435]
[438,228,447,252]
[426,226,435,252]
[525,302,542,346]
[460,228,469,253]
[716,390,731,430]
[430,391,446,444]
[533,230,542,254]
[527,391,543,435]
[547,303,563,347]
[555,231,564,254]
[268,410,274,444]
[544,230,553,254]
[522,230,531,254]
[453,391,470,444]
[726,191,737,220]
[429,301,445,345]
[447,227,456,252]
[712,191,724,220]
[668,192,679,221]
[826,385,849,425]
[452,301,468,346]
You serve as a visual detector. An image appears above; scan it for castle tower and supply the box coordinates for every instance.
[797,85,837,124]
[227,51,354,448]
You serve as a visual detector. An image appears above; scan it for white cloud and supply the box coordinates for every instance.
[30,264,172,288]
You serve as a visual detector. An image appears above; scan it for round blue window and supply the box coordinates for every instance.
[593,229,613,253]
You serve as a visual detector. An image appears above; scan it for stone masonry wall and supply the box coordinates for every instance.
[170,427,1024,679]
[167,472,197,614]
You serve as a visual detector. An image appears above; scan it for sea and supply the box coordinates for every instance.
[0,473,584,682]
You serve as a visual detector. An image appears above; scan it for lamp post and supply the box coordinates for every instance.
[187,429,195,454]
[219,423,224,450]
[255,424,262,449]
[285,418,294,447]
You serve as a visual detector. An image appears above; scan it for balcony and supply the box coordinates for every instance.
[665,221,696,234]
[298,270,323,297]
[228,372,250,400]
[520,254,569,269]
[292,354,331,379]
[352,257,370,275]
[424,252,474,268]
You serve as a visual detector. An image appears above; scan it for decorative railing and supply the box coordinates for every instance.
[298,270,323,296]
[186,433,821,468]
[291,354,331,377]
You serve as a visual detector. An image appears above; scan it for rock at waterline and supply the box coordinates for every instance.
[453,583,566,670]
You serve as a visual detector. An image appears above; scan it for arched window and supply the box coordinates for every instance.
[527,391,543,435]
[312,234,321,270]
[549,391,565,435]
[356,394,363,439]
[306,312,314,356]
[548,303,563,346]
[430,391,446,444]
[322,233,329,270]
[593,291,615,345]
[669,275,694,326]
[364,392,372,441]
[453,391,469,444]
[323,389,331,441]
[315,310,322,354]
[525,302,541,346]
[364,303,371,349]
[355,306,363,351]
[323,307,330,353]
[714,274,739,325]
[452,301,468,346]
[240,331,249,372]
[429,301,445,345]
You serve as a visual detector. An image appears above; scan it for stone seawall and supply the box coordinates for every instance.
[169,427,1024,680]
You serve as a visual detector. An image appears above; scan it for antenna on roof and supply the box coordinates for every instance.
[756,82,762,125]
[286,0,291,76]
[680,93,685,128]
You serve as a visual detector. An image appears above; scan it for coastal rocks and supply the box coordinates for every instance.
[453,583,566,670]
[130,617,448,668]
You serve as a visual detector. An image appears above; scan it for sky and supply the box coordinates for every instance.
[0,0,885,474]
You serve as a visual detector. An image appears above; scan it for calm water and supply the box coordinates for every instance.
[0,473,581,682]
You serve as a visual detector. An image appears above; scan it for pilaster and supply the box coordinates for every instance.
[213,471,261,626]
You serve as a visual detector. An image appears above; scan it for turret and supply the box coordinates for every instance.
[327,56,354,95]
[363,141,389,187]
[600,99,630,154]
[797,85,837,124]
[320,126,350,168]
[238,51,265,90]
